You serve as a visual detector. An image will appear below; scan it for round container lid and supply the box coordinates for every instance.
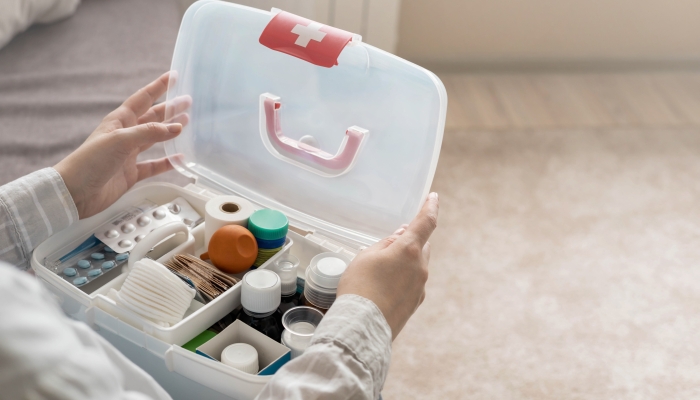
[221,343,259,374]
[306,252,350,290]
[241,269,281,313]
[248,209,289,241]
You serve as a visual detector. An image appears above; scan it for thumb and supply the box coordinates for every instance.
[115,122,182,151]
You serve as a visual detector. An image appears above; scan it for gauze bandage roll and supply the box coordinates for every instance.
[115,259,196,327]
[204,195,255,248]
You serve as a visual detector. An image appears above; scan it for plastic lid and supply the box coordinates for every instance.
[307,253,348,289]
[242,269,281,313]
[303,252,350,309]
[274,254,300,295]
[248,209,289,240]
[221,343,259,374]
[164,2,446,246]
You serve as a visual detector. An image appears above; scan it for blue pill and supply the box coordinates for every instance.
[91,253,105,260]
[88,269,102,277]
[73,277,88,286]
[115,253,129,262]
[104,246,115,253]
[102,261,116,270]
[77,260,91,269]
[63,268,77,277]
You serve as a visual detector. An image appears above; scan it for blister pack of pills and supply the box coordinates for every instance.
[45,235,130,290]
[94,197,202,253]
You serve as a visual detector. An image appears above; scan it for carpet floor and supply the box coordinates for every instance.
[383,128,700,399]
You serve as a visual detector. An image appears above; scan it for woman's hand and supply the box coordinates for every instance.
[54,72,191,219]
[337,192,439,340]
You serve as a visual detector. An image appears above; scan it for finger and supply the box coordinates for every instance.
[392,227,406,236]
[398,192,439,248]
[115,72,171,126]
[372,233,403,250]
[138,114,189,153]
[136,157,174,181]
[114,122,182,151]
[137,95,192,125]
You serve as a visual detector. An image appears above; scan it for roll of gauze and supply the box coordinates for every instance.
[204,195,255,248]
[116,259,195,327]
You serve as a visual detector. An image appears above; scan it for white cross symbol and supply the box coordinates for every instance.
[291,22,327,47]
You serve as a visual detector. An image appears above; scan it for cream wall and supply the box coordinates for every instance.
[397,0,700,68]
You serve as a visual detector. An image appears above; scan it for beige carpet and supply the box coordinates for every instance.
[383,128,700,399]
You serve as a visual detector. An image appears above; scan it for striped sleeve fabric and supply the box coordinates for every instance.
[255,294,392,400]
[0,168,78,270]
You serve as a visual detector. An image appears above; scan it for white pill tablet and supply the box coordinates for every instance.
[137,216,151,227]
[119,240,133,248]
[153,209,167,219]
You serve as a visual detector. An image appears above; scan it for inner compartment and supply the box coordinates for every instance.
[76,189,361,347]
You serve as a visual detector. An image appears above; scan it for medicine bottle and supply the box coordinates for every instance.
[238,269,283,342]
[274,255,301,322]
[299,253,351,314]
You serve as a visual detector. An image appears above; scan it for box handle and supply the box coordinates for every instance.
[128,222,189,270]
[259,93,368,177]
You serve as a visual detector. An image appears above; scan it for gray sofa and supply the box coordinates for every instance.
[0,0,186,185]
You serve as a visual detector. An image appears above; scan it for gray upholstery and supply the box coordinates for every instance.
[0,0,186,185]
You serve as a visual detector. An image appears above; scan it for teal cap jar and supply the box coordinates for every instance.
[248,209,288,241]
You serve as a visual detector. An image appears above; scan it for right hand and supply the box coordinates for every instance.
[337,192,439,340]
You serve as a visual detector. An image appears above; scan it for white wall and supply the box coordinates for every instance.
[397,0,700,68]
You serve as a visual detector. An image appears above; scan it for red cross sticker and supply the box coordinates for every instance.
[259,11,354,68]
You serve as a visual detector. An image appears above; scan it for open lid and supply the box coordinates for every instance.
[164,1,446,246]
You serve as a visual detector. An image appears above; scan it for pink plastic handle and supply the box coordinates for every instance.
[262,95,366,171]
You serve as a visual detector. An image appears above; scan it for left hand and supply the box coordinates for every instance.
[54,72,191,219]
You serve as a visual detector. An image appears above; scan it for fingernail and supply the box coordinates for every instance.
[394,228,406,235]
[429,192,438,201]
[167,123,182,133]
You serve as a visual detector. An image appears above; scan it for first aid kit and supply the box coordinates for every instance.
[30,1,446,399]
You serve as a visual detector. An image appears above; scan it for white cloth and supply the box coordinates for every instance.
[0,0,80,49]
[255,294,392,400]
[0,168,393,399]
[0,263,171,400]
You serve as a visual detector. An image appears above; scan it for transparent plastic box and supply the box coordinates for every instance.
[165,0,447,246]
[31,1,447,399]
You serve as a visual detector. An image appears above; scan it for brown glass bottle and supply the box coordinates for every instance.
[299,293,329,314]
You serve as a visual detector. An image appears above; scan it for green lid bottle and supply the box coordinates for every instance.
[248,209,288,241]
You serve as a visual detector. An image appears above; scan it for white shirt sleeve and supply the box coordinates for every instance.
[0,262,171,400]
[0,167,79,271]
[255,294,393,400]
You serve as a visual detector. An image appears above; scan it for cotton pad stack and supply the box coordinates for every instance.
[114,258,196,327]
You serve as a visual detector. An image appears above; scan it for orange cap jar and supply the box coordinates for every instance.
[200,225,258,274]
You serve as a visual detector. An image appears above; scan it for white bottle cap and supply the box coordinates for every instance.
[221,343,259,374]
[274,255,300,296]
[303,253,351,309]
[242,269,281,313]
[307,254,348,289]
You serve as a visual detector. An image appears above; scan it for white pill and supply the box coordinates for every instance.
[169,204,181,214]
[105,229,119,238]
[122,223,136,233]
[153,209,166,220]
[134,234,146,242]
[137,216,151,226]
[119,239,133,248]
